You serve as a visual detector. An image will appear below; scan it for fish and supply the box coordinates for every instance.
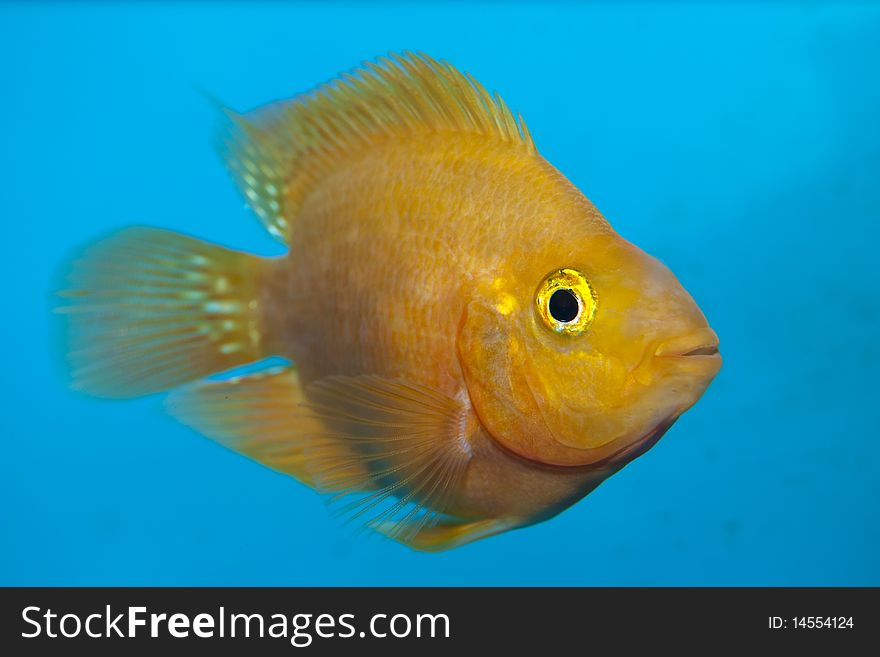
[58,52,722,551]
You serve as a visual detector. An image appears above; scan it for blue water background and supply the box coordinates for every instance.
[2,2,878,585]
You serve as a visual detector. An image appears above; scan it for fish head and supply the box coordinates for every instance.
[457,228,721,467]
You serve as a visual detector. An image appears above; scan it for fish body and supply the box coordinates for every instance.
[267,132,625,525]
[60,54,721,550]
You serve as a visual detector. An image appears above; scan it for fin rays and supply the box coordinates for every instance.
[222,51,536,243]
[301,376,472,545]
[167,369,489,549]
[58,227,269,397]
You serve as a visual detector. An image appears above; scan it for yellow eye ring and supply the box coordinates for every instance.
[535,268,597,336]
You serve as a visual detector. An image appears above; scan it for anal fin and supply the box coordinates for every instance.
[165,366,367,490]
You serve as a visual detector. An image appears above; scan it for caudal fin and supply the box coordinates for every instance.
[57,227,272,398]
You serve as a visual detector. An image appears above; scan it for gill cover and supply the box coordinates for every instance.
[458,293,631,467]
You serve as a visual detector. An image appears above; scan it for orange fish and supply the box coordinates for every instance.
[59,53,721,551]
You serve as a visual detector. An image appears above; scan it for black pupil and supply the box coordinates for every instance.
[548,289,579,323]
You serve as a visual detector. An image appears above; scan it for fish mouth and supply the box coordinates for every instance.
[680,344,719,357]
[654,328,720,359]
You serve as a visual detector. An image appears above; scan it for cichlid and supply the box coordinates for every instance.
[59,53,721,551]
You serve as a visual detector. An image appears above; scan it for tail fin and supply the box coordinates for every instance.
[57,227,271,398]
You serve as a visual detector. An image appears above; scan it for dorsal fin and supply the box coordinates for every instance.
[220,51,537,243]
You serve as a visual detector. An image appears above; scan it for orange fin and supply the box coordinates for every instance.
[303,375,474,544]
[166,366,368,490]
[220,52,536,244]
[57,227,270,398]
[375,518,511,552]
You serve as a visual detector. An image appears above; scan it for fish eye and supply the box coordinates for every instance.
[549,289,579,322]
[535,268,597,336]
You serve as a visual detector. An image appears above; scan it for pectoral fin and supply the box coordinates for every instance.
[303,375,475,544]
